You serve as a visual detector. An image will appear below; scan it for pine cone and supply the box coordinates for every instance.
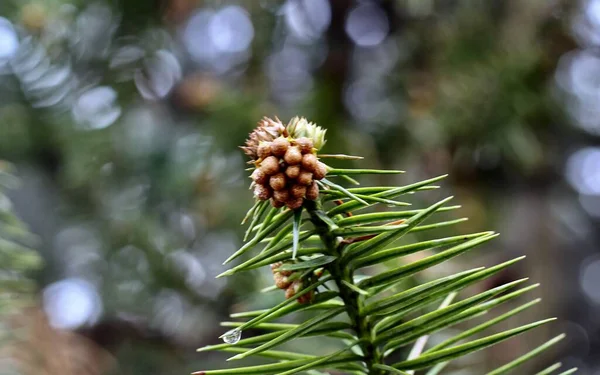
[244,116,328,210]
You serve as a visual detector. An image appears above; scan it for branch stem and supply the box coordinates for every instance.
[305,200,382,375]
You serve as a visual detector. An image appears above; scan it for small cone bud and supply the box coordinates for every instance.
[285,165,301,179]
[313,161,328,180]
[285,285,295,300]
[306,181,319,200]
[280,269,292,277]
[251,168,268,185]
[254,184,271,200]
[260,156,280,175]
[270,262,293,276]
[297,171,313,186]
[293,280,301,294]
[290,184,307,198]
[257,142,272,159]
[297,290,314,304]
[285,280,303,300]
[295,137,313,154]
[286,197,304,210]
[286,117,327,150]
[284,146,302,165]
[271,137,290,157]
[274,273,291,289]
[273,189,290,203]
[301,153,318,172]
[270,262,282,272]
[269,173,287,191]
[271,198,285,208]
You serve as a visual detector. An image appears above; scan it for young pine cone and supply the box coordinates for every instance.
[285,280,303,300]
[271,263,324,304]
[296,290,315,304]
[273,272,292,289]
[284,280,315,304]
[270,262,292,276]
[244,117,328,208]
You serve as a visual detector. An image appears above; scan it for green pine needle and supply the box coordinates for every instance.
[485,334,566,375]
[557,369,578,375]
[534,363,563,375]
[292,209,302,259]
[327,168,405,175]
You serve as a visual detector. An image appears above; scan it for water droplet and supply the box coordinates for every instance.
[222,329,241,344]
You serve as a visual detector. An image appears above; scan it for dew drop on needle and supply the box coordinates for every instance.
[222,329,241,344]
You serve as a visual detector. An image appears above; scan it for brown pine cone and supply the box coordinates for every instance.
[285,286,295,300]
[285,280,303,300]
[270,262,293,277]
[274,272,292,289]
[297,290,315,304]
[270,262,282,272]
[281,269,293,277]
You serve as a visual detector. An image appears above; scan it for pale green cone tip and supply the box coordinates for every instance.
[286,116,327,151]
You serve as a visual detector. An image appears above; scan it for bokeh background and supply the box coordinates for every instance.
[0,0,599,374]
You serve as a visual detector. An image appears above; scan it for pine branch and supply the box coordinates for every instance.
[305,198,382,373]
[195,117,572,375]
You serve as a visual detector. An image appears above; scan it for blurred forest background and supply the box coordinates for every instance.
[1,0,599,374]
